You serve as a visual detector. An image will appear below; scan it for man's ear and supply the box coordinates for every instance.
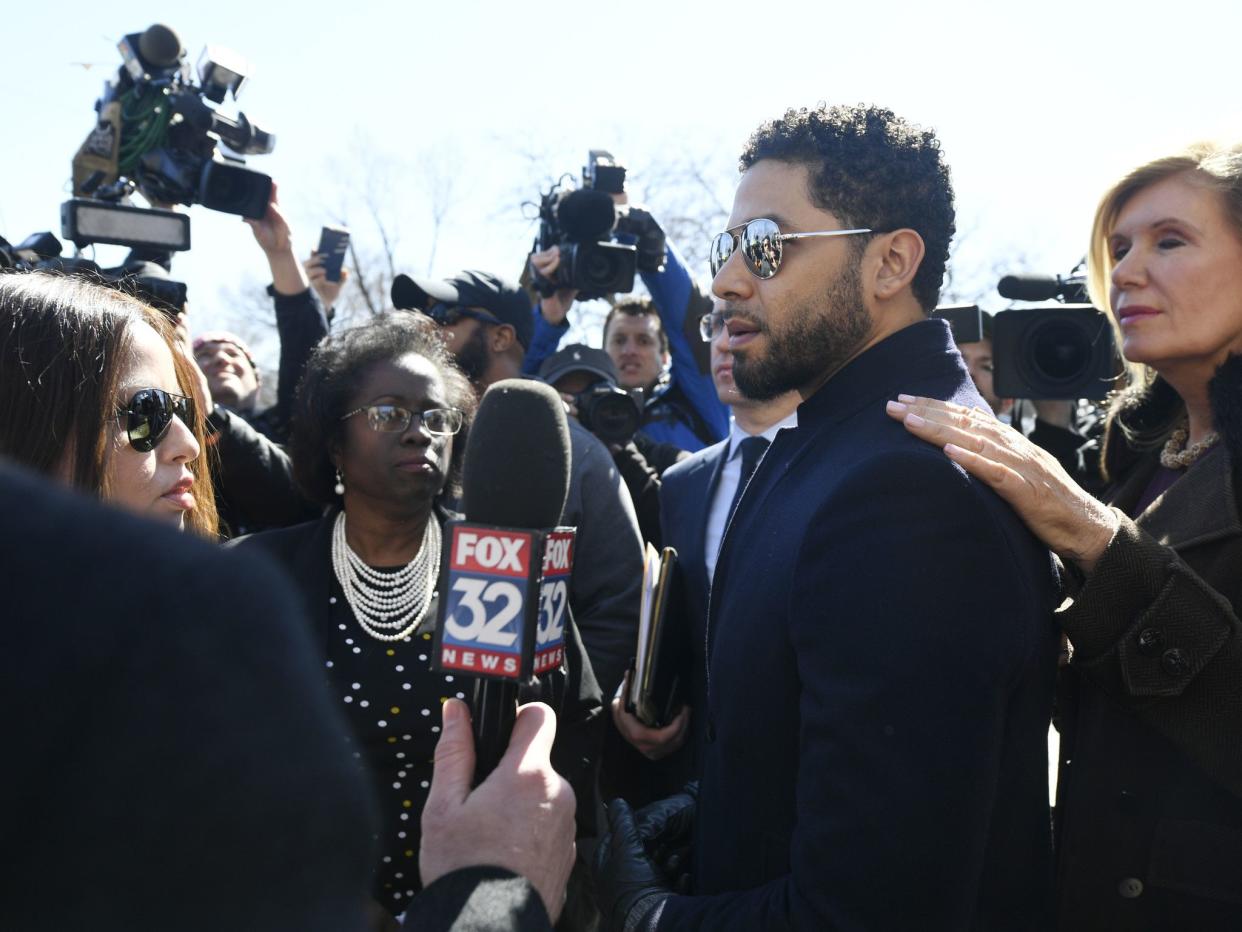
[490,324,517,353]
[869,229,926,302]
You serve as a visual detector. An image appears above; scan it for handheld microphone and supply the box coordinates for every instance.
[432,379,574,782]
[997,274,1088,303]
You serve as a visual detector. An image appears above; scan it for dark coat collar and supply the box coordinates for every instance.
[797,319,964,430]
[1112,445,1242,552]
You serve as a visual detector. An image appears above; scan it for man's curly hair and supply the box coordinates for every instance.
[740,104,955,313]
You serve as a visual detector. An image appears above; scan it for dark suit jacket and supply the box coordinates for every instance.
[657,320,1062,931]
[659,439,729,770]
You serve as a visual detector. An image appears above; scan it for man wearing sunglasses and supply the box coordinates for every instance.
[595,105,1061,930]
[392,270,644,701]
[391,270,535,388]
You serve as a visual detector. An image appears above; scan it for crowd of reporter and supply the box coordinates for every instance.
[2,107,1241,932]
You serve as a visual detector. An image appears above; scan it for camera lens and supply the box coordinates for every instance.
[585,250,622,288]
[580,388,640,446]
[1028,319,1091,385]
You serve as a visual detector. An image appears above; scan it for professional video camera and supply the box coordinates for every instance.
[69,23,275,230]
[989,266,1118,400]
[530,150,666,300]
[0,232,187,317]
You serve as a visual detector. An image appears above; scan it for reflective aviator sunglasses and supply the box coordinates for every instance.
[709,218,873,280]
[115,388,195,452]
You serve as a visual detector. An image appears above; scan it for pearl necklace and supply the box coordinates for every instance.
[330,511,441,642]
[1159,427,1221,470]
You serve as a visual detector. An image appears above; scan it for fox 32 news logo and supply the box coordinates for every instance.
[438,526,571,679]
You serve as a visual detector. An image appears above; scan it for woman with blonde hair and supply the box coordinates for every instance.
[0,271,217,536]
[890,142,1242,929]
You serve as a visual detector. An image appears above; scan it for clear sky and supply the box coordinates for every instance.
[3,0,1239,366]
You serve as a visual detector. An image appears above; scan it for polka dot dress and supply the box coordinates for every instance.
[324,577,467,915]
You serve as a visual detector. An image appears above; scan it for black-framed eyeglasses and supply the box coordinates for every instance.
[339,404,464,437]
[420,302,502,328]
[709,218,873,280]
[115,388,195,453]
[699,312,726,343]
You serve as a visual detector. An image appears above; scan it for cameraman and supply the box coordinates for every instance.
[539,344,663,548]
[525,199,728,465]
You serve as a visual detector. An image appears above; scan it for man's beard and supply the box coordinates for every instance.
[733,262,871,400]
[454,326,491,383]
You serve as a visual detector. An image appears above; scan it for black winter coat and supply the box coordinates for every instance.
[1053,365,1242,930]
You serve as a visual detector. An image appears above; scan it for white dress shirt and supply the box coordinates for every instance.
[703,411,799,584]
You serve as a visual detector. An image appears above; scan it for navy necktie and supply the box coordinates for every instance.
[727,436,770,523]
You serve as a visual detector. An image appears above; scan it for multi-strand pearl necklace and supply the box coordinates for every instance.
[1159,426,1221,470]
[330,511,441,642]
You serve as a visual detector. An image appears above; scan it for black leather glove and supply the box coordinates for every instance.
[635,781,697,889]
[593,798,674,932]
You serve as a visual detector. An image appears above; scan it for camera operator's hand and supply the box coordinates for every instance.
[610,673,690,761]
[558,391,580,422]
[305,252,349,311]
[529,246,578,324]
[421,698,576,925]
[245,183,311,297]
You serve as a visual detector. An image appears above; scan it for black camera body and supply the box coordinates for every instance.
[1,231,187,317]
[534,186,636,300]
[574,382,642,447]
[932,304,984,344]
[72,24,274,220]
[531,151,666,300]
[993,305,1117,400]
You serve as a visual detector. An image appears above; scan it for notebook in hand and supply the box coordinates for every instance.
[625,543,689,728]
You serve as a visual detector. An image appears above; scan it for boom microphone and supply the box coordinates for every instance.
[997,274,1088,303]
[557,187,617,240]
[137,24,183,69]
[433,379,575,781]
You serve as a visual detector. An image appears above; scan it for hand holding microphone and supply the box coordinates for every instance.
[420,698,576,925]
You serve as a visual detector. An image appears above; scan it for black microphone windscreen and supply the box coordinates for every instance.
[557,188,616,240]
[461,379,571,529]
[997,274,1062,302]
[139,24,183,68]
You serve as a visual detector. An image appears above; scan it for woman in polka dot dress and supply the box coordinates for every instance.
[234,314,603,924]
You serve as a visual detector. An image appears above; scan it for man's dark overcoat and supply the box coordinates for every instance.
[656,319,1062,930]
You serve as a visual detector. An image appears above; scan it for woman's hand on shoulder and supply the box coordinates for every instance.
[885,394,1119,574]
